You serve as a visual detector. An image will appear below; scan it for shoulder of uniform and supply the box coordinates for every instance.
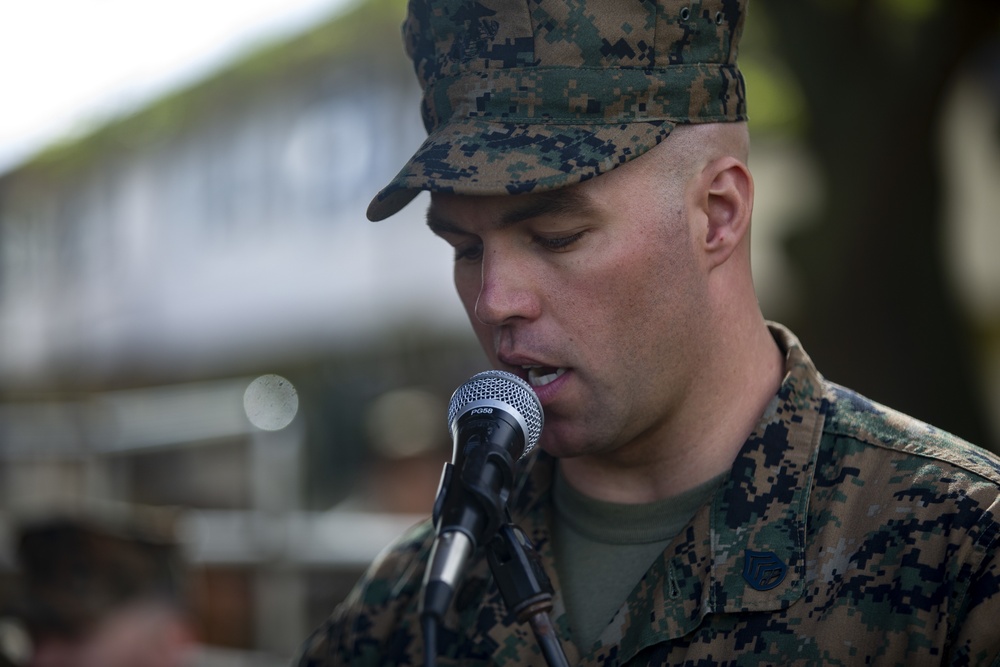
[821,380,1000,487]
[322,517,434,627]
[293,518,435,665]
[357,518,436,601]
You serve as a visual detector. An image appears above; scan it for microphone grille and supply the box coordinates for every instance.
[448,370,544,454]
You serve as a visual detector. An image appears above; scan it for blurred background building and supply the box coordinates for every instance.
[0,0,997,664]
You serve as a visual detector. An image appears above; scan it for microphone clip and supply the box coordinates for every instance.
[486,522,569,667]
[486,523,553,620]
[432,414,520,549]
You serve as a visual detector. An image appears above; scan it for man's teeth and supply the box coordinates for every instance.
[526,367,565,387]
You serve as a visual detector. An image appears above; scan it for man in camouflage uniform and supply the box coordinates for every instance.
[296,0,1000,664]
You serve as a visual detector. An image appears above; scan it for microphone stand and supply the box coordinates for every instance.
[486,523,570,667]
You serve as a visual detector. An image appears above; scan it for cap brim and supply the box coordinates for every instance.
[366,118,674,221]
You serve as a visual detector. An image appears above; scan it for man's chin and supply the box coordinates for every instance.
[536,433,585,460]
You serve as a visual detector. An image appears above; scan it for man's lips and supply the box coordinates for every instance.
[496,355,569,390]
[525,366,566,388]
[497,356,571,407]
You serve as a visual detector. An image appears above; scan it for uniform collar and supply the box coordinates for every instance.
[710,322,825,611]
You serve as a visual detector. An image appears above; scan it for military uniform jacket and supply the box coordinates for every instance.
[297,325,1000,666]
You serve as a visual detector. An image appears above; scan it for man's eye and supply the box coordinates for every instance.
[454,243,483,262]
[536,232,584,251]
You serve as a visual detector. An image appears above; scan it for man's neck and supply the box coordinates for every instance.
[558,317,785,504]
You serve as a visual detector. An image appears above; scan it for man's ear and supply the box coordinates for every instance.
[700,156,753,269]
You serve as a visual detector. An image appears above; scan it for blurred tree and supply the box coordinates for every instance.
[753,0,1000,449]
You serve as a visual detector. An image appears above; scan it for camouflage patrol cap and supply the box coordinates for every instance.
[367,0,748,221]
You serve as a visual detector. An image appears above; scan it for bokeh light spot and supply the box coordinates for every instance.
[244,374,299,431]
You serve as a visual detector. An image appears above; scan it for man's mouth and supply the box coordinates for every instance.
[525,366,566,388]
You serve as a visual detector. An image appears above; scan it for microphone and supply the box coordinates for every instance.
[420,370,544,625]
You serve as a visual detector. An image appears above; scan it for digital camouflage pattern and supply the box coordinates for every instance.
[366,0,748,221]
[296,324,1000,666]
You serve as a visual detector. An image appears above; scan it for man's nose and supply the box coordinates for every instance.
[474,248,541,326]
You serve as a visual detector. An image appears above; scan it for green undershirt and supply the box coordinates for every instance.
[550,466,726,650]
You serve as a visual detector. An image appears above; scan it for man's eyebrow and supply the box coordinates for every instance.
[498,188,598,228]
[426,188,599,235]
[425,209,466,236]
